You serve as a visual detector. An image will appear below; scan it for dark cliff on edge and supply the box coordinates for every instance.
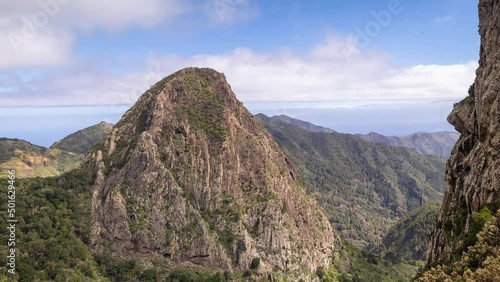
[426,0,500,270]
[86,68,338,280]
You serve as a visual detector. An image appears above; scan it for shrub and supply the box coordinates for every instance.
[250,257,261,270]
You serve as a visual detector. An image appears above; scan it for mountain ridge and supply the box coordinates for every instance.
[256,114,336,133]
[355,131,459,158]
[51,121,114,154]
[254,114,459,158]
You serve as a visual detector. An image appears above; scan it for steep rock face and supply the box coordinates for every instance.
[427,0,500,266]
[87,68,337,279]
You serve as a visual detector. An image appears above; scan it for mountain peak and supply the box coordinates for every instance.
[149,67,230,100]
[51,121,114,154]
[88,68,337,279]
[112,66,243,145]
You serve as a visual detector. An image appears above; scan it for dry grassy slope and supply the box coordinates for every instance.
[0,122,113,178]
[0,138,83,178]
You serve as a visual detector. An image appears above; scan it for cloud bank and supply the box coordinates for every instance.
[1,33,477,108]
[0,1,477,109]
[0,0,209,68]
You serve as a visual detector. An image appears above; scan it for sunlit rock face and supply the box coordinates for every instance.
[87,67,338,280]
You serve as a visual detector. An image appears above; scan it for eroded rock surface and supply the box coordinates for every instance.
[427,0,500,266]
[88,68,338,280]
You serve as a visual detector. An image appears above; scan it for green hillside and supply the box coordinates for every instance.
[50,121,113,154]
[256,114,446,248]
[374,201,441,263]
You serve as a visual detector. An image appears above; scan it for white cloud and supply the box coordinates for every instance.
[435,16,453,23]
[0,33,478,108]
[204,0,258,24]
[0,0,259,68]
[0,69,162,108]
[57,0,184,32]
[0,0,185,68]
[0,0,185,31]
[143,34,476,103]
[0,25,73,68]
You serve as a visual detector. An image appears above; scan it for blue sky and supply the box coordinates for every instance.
[0,0,479,146]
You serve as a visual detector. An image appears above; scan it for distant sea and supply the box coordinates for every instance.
[1,100,456,147]
[1,105,129,147]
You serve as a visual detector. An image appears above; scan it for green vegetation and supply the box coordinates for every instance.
[417,210,500,281]
[373,202,441,263]
[167,269,225,281]
[332,241,421,282]
[256,114,446,248]
[250,257,261,270]
[0,167,103,281]
[463,205,494,249]
[50,121,113,154]
[453,83,475,108]
[438,202,500,267]
[174,73,229,143]
[94,254,170,281]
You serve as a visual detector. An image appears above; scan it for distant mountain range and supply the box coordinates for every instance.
[355,131,459,158]
[264,114,459,158]
[1,114,456,179]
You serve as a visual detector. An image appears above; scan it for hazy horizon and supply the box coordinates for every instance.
[1,101,457,148]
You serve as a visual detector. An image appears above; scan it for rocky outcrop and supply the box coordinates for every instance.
[87,68,337,280]
[426,0,500,267]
